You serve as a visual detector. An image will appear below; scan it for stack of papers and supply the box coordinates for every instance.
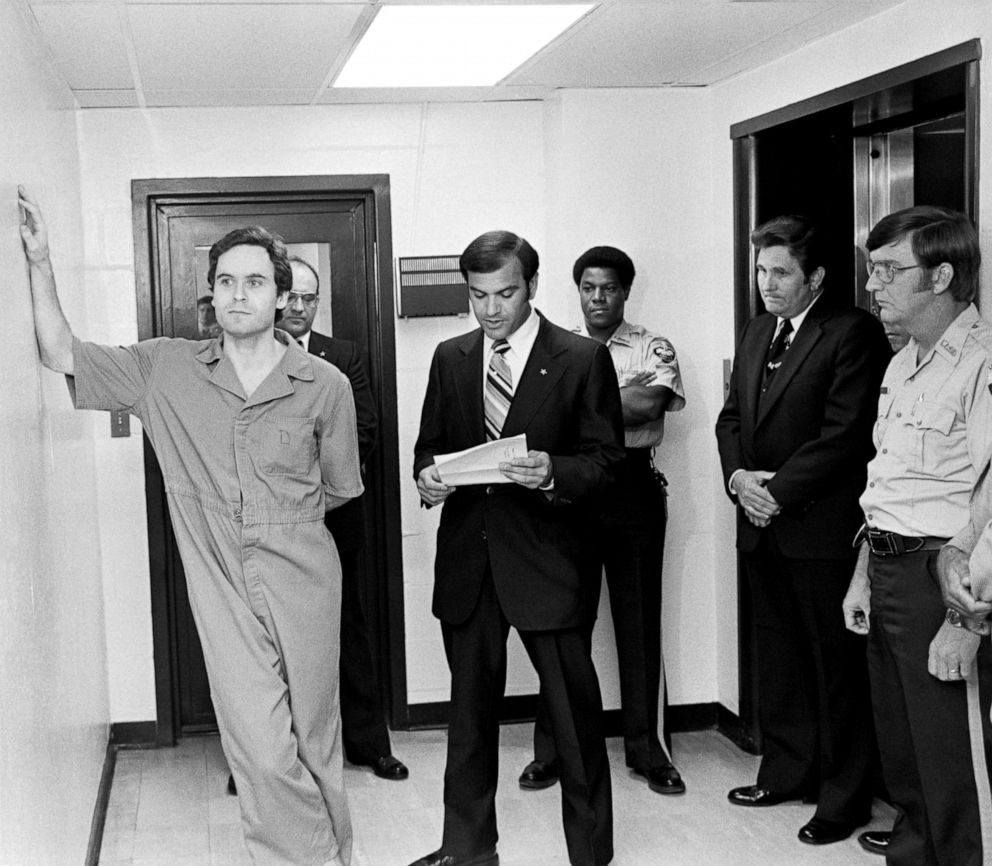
[434,434,529,486]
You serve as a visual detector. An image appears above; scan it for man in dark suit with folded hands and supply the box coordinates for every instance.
[411,230,624,866]
[715,215,890,847]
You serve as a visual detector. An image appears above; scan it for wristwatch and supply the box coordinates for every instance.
[946,608,964,628]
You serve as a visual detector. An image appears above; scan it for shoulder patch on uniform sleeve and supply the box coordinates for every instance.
[654,344,676,364]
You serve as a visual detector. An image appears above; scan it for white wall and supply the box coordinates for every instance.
[0,3,109,864]
[543,88,722,707]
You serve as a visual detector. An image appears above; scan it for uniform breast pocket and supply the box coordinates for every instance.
[874,393,895,445]
[913,402,964,474]
[257,417,316,476]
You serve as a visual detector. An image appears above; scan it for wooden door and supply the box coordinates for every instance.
[132,177,405,743]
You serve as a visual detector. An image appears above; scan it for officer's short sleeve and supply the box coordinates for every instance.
[967,361,992,473]
[69,337,162,412]
[646,336,686,412]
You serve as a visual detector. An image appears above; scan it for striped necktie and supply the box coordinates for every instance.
[484,339,513,441]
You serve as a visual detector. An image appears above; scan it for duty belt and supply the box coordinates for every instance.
[855,525,948,557]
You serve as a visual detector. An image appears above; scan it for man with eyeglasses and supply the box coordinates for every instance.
[843,205,992,865]
[518,245,687,799]
[716,215,890,847]
[274,255,409,783]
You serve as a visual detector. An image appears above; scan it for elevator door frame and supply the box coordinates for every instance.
[726,40,980,753]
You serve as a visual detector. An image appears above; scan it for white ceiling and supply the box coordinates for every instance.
[19,0,908,108]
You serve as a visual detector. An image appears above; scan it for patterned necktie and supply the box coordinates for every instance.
[764,319,793,384]
[484,339,513,441]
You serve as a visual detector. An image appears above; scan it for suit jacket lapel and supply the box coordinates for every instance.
[745,316,776,424]
[503,317,565,436]
[756,307,827,427]
[453,330,486,444]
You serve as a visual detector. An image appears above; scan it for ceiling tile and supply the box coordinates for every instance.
[125,3,365,92]
[509,0,841,88]
[681,0,907,85]
[30,2,134,89]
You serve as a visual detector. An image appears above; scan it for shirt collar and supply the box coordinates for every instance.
[925,303,981,367]
[779,290,822,335]
[194,328,314,381]
[484,305,540,355]
[577,318,633,346]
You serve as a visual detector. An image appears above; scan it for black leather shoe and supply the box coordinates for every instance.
[226,774,237,796]
[518,760,558,790]
[406,849,498,866]
[798,817,863,845]
[858,830,891,855]
[372,754,409,781]
[727,784,794,806]
[635,764,686,795]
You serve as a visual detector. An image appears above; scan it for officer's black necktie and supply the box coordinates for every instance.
[763,319,793,387]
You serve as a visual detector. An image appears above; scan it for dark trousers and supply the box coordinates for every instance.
[534,453,671,771]
[338,546,392,764]
[868,551,992,866]
[441,566,613,866]
[743,530,875,823]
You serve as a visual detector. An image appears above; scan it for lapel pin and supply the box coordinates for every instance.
[540,368,547,376]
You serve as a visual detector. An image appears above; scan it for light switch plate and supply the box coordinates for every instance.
[111,410,131,438]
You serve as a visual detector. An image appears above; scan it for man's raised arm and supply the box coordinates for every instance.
[18,187,74,373]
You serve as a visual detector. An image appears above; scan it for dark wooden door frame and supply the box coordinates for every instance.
[727,41,981,753]
[131,175,406,746]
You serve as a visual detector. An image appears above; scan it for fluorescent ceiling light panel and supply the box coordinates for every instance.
[334,4,594,88]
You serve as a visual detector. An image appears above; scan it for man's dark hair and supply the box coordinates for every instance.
[196,294,214,309]
[750,215,826,278]
[288,255,320,293]
[207,226,292,296]
[867,205,980,303]
[572,246,635,291]
[459,230,539,282]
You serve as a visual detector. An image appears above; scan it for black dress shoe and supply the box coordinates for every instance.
[858,830,891,855]
[372,754,409,780]
[634,764,686,795]
[518,760,558,790]
[406,849,498,866]
[727,784,794,806]
[226,774,237,796]
[798,817,864,845]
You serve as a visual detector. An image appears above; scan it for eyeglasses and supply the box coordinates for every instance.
[866,261,923,284]
[287,292,318,306]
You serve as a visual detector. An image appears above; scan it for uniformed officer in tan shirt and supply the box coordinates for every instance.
[519,245,687,797]
[843,205,992,864]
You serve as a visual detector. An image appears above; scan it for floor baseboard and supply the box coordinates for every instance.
[85,740,117,866]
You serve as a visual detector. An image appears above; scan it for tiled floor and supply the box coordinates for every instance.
[98,725,895,866]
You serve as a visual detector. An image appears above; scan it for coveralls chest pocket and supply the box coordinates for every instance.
[256,416,317,476]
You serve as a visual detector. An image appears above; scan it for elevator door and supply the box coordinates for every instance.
[854,111,967,320]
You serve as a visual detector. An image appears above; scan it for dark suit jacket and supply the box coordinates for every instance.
[413,314,625,630]
[308,330,377,551]
[715,297,890,559]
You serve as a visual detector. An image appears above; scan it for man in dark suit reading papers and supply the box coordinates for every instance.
[410,230,624,866]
